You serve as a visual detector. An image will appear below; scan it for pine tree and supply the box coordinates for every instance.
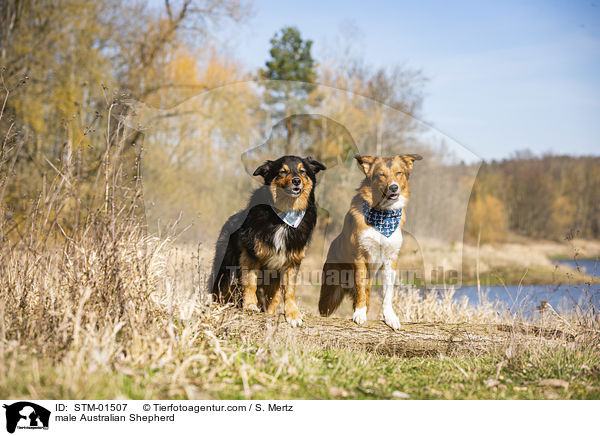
[260,27,316,151]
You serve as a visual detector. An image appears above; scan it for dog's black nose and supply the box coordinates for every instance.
[389,184,399,192]
[292,177,301,186]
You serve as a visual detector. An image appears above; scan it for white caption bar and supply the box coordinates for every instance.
[0,400,596,436]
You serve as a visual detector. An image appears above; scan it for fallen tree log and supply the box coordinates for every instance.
[210,308,573,357]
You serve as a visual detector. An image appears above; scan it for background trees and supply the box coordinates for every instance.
[0,0,252,234]
[465,155,600,243]
[0,2,597,246]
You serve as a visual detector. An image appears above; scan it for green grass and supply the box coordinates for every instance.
[209,345,600,400]
[3,339,599,400]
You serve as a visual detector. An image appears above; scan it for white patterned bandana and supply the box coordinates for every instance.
[362,200,402,237]
[271,206,306,228]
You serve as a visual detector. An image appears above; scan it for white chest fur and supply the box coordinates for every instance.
[358,226,403,270]
[273,226,287,252]
[264,225,289,270]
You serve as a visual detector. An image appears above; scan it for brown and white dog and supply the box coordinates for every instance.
[318,153,422,329]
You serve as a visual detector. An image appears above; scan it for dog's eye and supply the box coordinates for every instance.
[396,171,403,176]
[279,169,288,175]
[378,173,386,178]
[299,169,306,174]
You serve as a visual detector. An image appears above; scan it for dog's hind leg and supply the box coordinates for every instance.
[266,288,282,314]
[240,250,260,312]
[264,277,283,314]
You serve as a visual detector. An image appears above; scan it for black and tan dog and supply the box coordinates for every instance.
[318,154,422,329]
[210,155,326,326]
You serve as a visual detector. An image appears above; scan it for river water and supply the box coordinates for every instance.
[450,258,599,316]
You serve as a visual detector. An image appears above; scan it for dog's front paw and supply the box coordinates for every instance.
[352,307,367,325]
[383,309,401,330]
[244,303,260,312]
[285,307,303,327]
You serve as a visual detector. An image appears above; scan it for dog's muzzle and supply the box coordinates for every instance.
[288,177,303,196]
[386,183,399,200]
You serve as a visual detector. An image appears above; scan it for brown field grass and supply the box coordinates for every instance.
[1,226,598,399]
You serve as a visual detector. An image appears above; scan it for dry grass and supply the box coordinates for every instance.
[1,224,598,399]
[1,223,599,399]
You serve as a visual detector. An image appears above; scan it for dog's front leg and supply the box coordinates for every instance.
[352,261,369,325]
[282,266,302,327]
[382,260,401,330]
[240,251,260,312]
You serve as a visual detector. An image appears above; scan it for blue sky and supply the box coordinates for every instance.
[214,0,600,161]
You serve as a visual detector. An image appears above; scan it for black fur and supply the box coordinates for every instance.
[210,155,325,308]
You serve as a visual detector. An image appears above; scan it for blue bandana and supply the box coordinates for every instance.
[362,201,402,237]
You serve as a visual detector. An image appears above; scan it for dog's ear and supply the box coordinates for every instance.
[305,156,326,174]
[354,155,376,175]
[403,153,423,162]
[399,153,423,174]
[253,160,273,178]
